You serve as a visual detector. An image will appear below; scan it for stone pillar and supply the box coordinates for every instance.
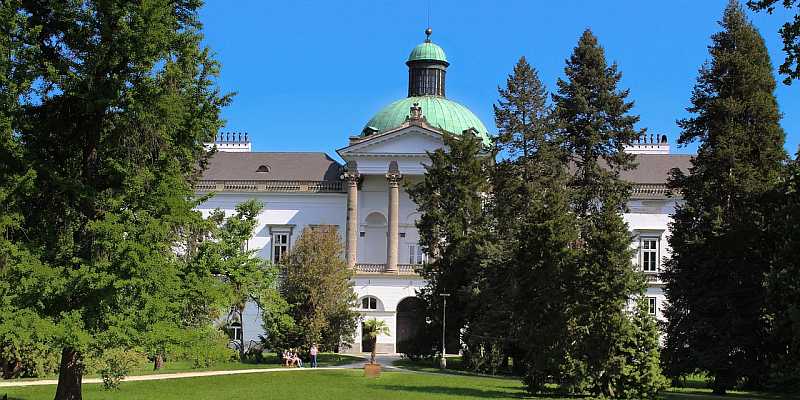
[342,166,360,269]
[386,161,403,273]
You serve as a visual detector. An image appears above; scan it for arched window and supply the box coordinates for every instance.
[361,296,379,310]
[256,165,270,173]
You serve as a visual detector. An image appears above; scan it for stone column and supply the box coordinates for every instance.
[386,161,403,273]
[342,167,360,269]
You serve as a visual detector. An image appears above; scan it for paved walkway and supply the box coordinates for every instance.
[0,354,404,388]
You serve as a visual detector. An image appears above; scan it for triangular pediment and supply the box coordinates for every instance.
[337,125,445,158]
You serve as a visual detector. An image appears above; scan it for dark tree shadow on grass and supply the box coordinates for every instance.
[376,384,529,399]
[662,391,800,400]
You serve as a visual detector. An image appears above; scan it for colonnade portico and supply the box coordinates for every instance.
[343,160,405,272]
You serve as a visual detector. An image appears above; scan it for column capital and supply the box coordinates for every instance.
[385,160,403,186]
[341,160,360,183]
[342,170,361,183]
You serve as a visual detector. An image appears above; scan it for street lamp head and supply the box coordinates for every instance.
[439,293,451,297]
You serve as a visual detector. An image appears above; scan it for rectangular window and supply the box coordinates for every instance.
[408,244,428,265]
[647,297,657,315]
[272,233,289,264]
[640,237,659,272]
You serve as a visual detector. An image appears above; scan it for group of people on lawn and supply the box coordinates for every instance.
[282,344,318,368]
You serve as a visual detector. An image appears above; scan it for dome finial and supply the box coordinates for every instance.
[425,27,432,43]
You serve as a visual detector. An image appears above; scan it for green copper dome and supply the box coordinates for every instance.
[407,42,448,64]
[363,96,490,145]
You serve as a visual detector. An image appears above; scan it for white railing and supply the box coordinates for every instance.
[644,271,662,284]
[631,184,676,199]
[354,263,420,276]
[195,180,343,193]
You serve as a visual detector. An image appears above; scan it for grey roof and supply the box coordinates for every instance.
[201,152,342,181]
[622,154,693,184]
[201,151,692,186]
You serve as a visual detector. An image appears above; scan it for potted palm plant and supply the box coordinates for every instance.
[362,318,390,378]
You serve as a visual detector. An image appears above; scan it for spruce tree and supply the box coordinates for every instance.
[407,130,493,361]
[553,29,665,398]
[488,57,580,386]
[663,1,787,394]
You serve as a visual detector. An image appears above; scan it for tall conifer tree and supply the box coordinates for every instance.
[488,57,579,386]
[407,131,493,359]
[0,1,237,398]
[553,29,665,398]
[663,1,787,394]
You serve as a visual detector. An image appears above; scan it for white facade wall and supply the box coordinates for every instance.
[351,277,427,353]
[197,192,346,345]
[624,198,679,322]
[199,125,680,353]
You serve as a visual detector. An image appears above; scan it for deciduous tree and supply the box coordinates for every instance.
[281,226,358,351]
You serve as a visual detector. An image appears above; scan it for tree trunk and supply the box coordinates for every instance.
[238,305,246,361]
[2,359,22,379]
[153,354,164,371]
[712,372,729,396]
[54,347,83,400]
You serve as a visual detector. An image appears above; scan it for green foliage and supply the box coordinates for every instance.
[407,130,493,359]
[278,226,358,352]
[762,155,800,390]
[488,56,577,384]
[88,348,147,390]
[551,29,661,399]
[173,327,237,369]
[193,199,284,359]
[663,2,788,394]
[0,0,236,397]
[398,322,439,361]
[362,318,391,363]
[610,300,670,400]
[747,0,800,84]
[0,310,60,378]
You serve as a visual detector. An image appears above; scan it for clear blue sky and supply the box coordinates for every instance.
[199,0,798,157]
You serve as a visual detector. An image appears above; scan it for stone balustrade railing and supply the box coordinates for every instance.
[644,272,662,284]
[195,180,344,193]
[631,184,676,199]
[354,263,420,276]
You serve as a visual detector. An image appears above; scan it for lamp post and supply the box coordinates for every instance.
[439,293,450,369]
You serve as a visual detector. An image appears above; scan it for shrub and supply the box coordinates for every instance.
[398,334,437,361]
[175,327,236,368]
[90,348,147,390]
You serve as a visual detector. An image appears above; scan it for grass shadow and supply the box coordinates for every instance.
[375,383,528,399]
[662,390,800,400]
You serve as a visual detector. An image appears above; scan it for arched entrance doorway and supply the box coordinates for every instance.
[396,297,427,354]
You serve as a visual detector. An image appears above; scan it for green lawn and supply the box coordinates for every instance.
[5,363,798,400]
[391,357,800,400]
[120,352,362,376]
[3,370,528,400]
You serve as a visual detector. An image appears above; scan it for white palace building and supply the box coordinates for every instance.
[197,31,691,354]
